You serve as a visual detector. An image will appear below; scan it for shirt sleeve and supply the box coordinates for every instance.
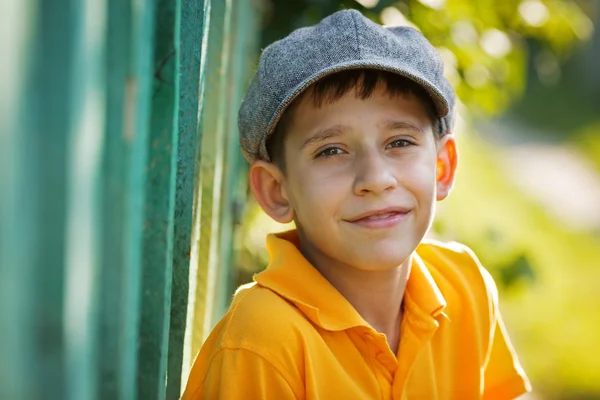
[480,270,532,399]
[181,347,298,400]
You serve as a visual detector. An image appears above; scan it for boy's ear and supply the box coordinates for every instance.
[436,134,458,201]
[248,160,295,223]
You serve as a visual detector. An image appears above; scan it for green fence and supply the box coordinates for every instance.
[0,0,259,398]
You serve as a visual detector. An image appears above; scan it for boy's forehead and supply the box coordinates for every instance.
[287,85,433,139]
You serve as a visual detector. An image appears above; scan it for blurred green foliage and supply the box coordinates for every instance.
[237,0,600,398]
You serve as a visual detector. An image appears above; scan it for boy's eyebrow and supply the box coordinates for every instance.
[380,119,424,135]
[300,120,423,150]
[300,124,350,149]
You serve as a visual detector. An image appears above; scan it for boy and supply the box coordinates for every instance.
[182,9,531,399]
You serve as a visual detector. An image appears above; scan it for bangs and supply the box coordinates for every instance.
[308,69,437,120]
[267,69,443,170]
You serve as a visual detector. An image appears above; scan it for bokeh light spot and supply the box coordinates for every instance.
[451,21,478,46]
[480,29,512,58]
[437,47,460,85]
[354,0,379,9]
[465,64,490,88]
[518,0,549,27]
[380,7,418,30]
[416,0,446,10]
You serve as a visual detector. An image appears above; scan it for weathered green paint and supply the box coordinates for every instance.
[1,0,72,396]
[98,0,132,396]
[165,0,211,397]
[189,0,235,357]
[212,0,242,325]
[30,0,74,393]
[181,0,261,386]
[120,0,157,397]
[0,0,88,397]
[135,0,212,397]
[62,0,109,396]
[214,0,262,322]
[0,2,27,393]
[0,0,259,398]
[136,0,180,397]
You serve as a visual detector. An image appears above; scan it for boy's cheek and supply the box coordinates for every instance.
[393,161,437,191]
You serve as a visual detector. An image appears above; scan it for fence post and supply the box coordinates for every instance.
[0,0,259,398]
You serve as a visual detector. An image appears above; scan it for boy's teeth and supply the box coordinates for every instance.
[368,213,393,220]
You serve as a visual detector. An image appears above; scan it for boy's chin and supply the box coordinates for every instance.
[346,249,414,272]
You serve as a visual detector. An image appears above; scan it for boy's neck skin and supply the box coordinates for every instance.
[299,230,409,353]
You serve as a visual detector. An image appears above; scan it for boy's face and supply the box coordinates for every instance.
[250,85,457,272]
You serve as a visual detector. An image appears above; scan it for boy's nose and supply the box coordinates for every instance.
[352,151,398,196]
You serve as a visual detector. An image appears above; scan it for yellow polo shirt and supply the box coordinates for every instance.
[182,231,531,399]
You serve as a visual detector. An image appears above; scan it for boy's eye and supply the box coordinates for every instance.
[316,147,344,158]
[386,139,414,149]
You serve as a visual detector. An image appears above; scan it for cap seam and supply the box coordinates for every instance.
[260,46,272,162]
[351,10,361,59]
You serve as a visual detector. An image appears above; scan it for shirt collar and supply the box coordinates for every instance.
[404,247,448,322]
[253,230,447,332]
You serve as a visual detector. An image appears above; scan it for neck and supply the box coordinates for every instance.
[298,235,411,353]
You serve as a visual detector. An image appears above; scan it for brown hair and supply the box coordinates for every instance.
[267,69,442,171]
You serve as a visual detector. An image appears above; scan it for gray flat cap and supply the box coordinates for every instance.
[239,9,455,163]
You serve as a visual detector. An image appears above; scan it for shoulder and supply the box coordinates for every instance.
[416,239,498,319]
[417,239,497,293]
[417,238,481,270]
[199,281,310,369]
[184,283,307,398]
[228,282,312,344]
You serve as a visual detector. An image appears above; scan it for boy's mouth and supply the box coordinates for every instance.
[344,207,411,228]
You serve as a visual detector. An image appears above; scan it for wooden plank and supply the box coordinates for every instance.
[187,0,235,362]
[182,1,262,387]
[0,0,121,398]
[213,0,261,323]
[0,0,89,397]
[62,0,110,397]
[212,0,242,325]
[119,0,157,398]
[29,0,77,396]
[97,0,131,397]
[179,0,213,387]
[135,0,180,398]
[165,0,211,397]
[0,0,49,398]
